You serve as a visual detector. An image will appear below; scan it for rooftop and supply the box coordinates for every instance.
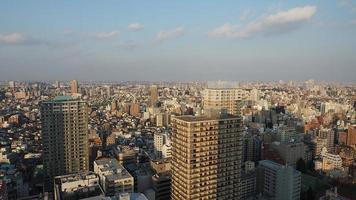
[53,96,73,101]
[173,114,240,122]
[95,158,133,181]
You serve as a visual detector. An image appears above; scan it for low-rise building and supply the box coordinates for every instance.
[54,172,104,200]
[94,158,134,196]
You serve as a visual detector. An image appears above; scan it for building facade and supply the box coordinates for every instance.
[94,158,134,196]
[41,96,89,191]
[171,114,242,200]
[202,88,247,115]
[257,160,301,200]
[70,80,79,94]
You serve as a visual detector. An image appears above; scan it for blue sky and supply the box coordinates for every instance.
[0,0,355,82]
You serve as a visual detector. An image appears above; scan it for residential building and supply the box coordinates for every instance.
[41,96,89,191]
[171,114,242,200]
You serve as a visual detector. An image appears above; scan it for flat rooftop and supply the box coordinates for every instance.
[95,158,133,181]
[55,172,98,184]
[42,96,84,103]
[173,114,240,122]
[53,96,73,101]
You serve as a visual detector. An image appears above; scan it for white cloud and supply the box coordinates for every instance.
[92,31,120,39]
[208,23,240,38]
[155,27,185,42]
[209,5,317,38]
[128,23,144,31]
[0,33,26,44]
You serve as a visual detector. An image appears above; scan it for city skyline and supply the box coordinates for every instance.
[1,0,356,81]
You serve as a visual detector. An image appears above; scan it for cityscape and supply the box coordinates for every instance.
[1,1,356,200]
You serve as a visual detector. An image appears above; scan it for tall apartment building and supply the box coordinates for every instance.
[150,85,158,107]
[70,80,79,94]
[257,160,301,200]
[202,88,247,115]
[41,96,89,191]
[171,114,242,200]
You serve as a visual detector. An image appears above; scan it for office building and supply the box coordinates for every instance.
[152,173,171,200]
[94,158,134,196]
[257,160,301,200]
[171,114,242,200]
[240,170,256,200]
[243,134,262,162]
[41,96,89,191]
[272,142,306,167]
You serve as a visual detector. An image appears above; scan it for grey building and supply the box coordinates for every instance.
[41,96,89,191]
[257,160,301,200]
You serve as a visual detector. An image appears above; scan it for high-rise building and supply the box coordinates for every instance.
[243,134,262,162]
[171,114,242,200]
[257,160,301,200]
[150,85,158,107]
[130,102,140,117]
[70,80,79,94]
[41,96,89,191]
[202,88,247,115]
[326,129,335,153]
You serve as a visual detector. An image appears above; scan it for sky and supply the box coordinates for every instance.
[0,0,356,82]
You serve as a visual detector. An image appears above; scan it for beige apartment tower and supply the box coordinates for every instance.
[41,96,89,192]
[202,88,248,115]
[150,85,158,106]
[70,80,79,94]
[171,114,242,200]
